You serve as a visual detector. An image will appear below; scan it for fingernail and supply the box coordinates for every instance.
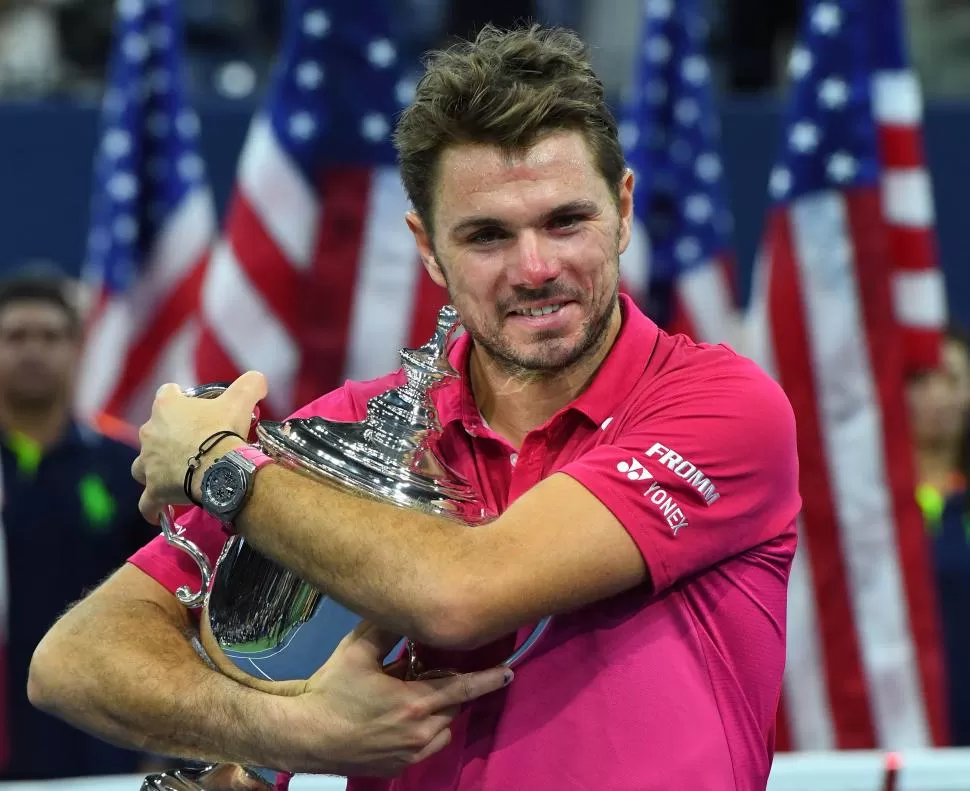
[503,669,514,686]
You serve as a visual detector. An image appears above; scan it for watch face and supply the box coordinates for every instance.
[205,464,245,512]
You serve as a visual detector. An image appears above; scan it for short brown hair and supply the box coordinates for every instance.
[394,24,626,232]
[0,273,81,336]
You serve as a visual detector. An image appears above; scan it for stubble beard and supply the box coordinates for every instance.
[439,254,621,384]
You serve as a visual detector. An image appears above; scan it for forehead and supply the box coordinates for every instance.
[434,131,610,226]
[0,301,72,331]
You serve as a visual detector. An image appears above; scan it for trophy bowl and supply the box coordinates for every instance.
[143,305,551,791]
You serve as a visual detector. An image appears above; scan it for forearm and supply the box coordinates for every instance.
[29,574,289,768]
[236,463,475,644]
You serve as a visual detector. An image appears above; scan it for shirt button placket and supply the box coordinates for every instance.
[508,436,544,501]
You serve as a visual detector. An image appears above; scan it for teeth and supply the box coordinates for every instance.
[515,304,562,317]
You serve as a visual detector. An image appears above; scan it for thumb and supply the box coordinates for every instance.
[224,370,268,406]
[345,621,408,666]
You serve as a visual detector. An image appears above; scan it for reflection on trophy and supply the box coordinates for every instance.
[142,305,551,791]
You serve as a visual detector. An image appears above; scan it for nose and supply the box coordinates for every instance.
[510,230,562,288]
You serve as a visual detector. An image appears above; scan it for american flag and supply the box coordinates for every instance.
[741,0,947,751]
[194,0,445,418]
[76,0,216,423]
[618,0,738,345]
[869,0,947,373]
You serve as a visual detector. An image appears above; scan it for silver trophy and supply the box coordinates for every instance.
[142,306,551,791]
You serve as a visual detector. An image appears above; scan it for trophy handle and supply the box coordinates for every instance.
[159,505,212,609]
[154,382,238,610]
[404,616,553,679]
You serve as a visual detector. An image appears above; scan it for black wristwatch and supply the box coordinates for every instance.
[199,447,268,526]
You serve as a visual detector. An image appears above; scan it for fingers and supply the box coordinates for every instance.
[155,382,181,398]
[346,621,408,664]
[151,382,182,412]
[425,665,513,709]
[131,455,145,485]
[411,725,453,764]
[138,490,162,525]
[224,371,268,406]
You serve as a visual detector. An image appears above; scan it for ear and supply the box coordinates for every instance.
[617,169,635,255]
[406,211,447,288]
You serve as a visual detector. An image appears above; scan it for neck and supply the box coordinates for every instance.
[470,303,622,447]
[0,398,69,448]
[915,441,963,491]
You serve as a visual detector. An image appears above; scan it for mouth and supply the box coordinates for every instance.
[510,303,567,318]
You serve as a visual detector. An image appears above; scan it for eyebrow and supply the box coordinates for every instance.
[449,199,601,238]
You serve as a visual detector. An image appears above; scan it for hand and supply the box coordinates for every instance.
[131,372,267,523]
[272,621,513,778]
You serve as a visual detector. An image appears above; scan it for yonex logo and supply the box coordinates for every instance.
[617,459,653,481]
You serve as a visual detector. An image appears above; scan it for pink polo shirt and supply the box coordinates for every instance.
[130,295,800,791]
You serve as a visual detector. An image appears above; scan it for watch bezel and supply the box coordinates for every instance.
[200,450,256,521]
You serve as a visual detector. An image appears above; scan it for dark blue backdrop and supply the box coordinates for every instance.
[0,97,967,325]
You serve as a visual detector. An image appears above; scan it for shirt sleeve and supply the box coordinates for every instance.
[127,382,371,596]
[558,357,801,593]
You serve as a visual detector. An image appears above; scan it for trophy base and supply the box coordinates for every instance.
[141,763,289,791]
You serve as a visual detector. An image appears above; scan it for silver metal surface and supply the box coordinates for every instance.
[141,764,284,790]
[149,305,552,787]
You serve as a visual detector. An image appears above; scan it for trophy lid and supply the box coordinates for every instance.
[256,305,489,524]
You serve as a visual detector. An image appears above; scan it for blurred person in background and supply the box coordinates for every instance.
[721,0,798,92]
[905,0,970,99]
[0,273,147,779]
[908,326,970,745]
[0,0,113,97]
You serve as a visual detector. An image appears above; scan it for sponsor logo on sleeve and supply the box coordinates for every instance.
[616,458,653,481]
[644,442,721,505]
[644,481,689,535]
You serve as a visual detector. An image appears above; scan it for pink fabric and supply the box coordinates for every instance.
[129,295,800,790]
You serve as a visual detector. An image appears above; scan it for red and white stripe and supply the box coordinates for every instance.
[743,189,947,751]
[670,254,739,347]
[76,187,215,424]
[194,117,447,419]
[619,218,650,311]
[872,70,947,373]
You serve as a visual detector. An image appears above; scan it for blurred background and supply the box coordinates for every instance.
[1,0,969,788]
[1,0,969,320]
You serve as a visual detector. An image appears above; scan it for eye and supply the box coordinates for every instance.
[469,227,507,245]
[549,214,584,231]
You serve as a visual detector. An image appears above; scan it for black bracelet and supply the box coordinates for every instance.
[183,430,247,506]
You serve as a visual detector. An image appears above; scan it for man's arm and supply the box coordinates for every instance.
[28,563,284,767]
[136,365,799,653]
[29,563,511,777]
[228,463,647,650]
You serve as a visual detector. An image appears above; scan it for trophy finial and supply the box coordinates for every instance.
[398,304,462,383]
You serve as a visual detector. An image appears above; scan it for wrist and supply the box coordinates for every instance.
[259,692,339,775]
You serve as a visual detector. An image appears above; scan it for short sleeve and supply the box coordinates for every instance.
[127,381,373,596]
[558,357,800,593]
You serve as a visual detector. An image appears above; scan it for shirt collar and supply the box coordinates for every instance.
[434,294,660,434]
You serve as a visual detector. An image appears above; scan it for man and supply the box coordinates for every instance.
[0,274,146,779]
[908,326,970,744]
[30,25,800,789]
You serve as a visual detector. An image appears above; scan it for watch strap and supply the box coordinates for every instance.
[235,443,273,470]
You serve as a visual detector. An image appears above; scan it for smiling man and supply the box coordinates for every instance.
[30,25,800,791]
